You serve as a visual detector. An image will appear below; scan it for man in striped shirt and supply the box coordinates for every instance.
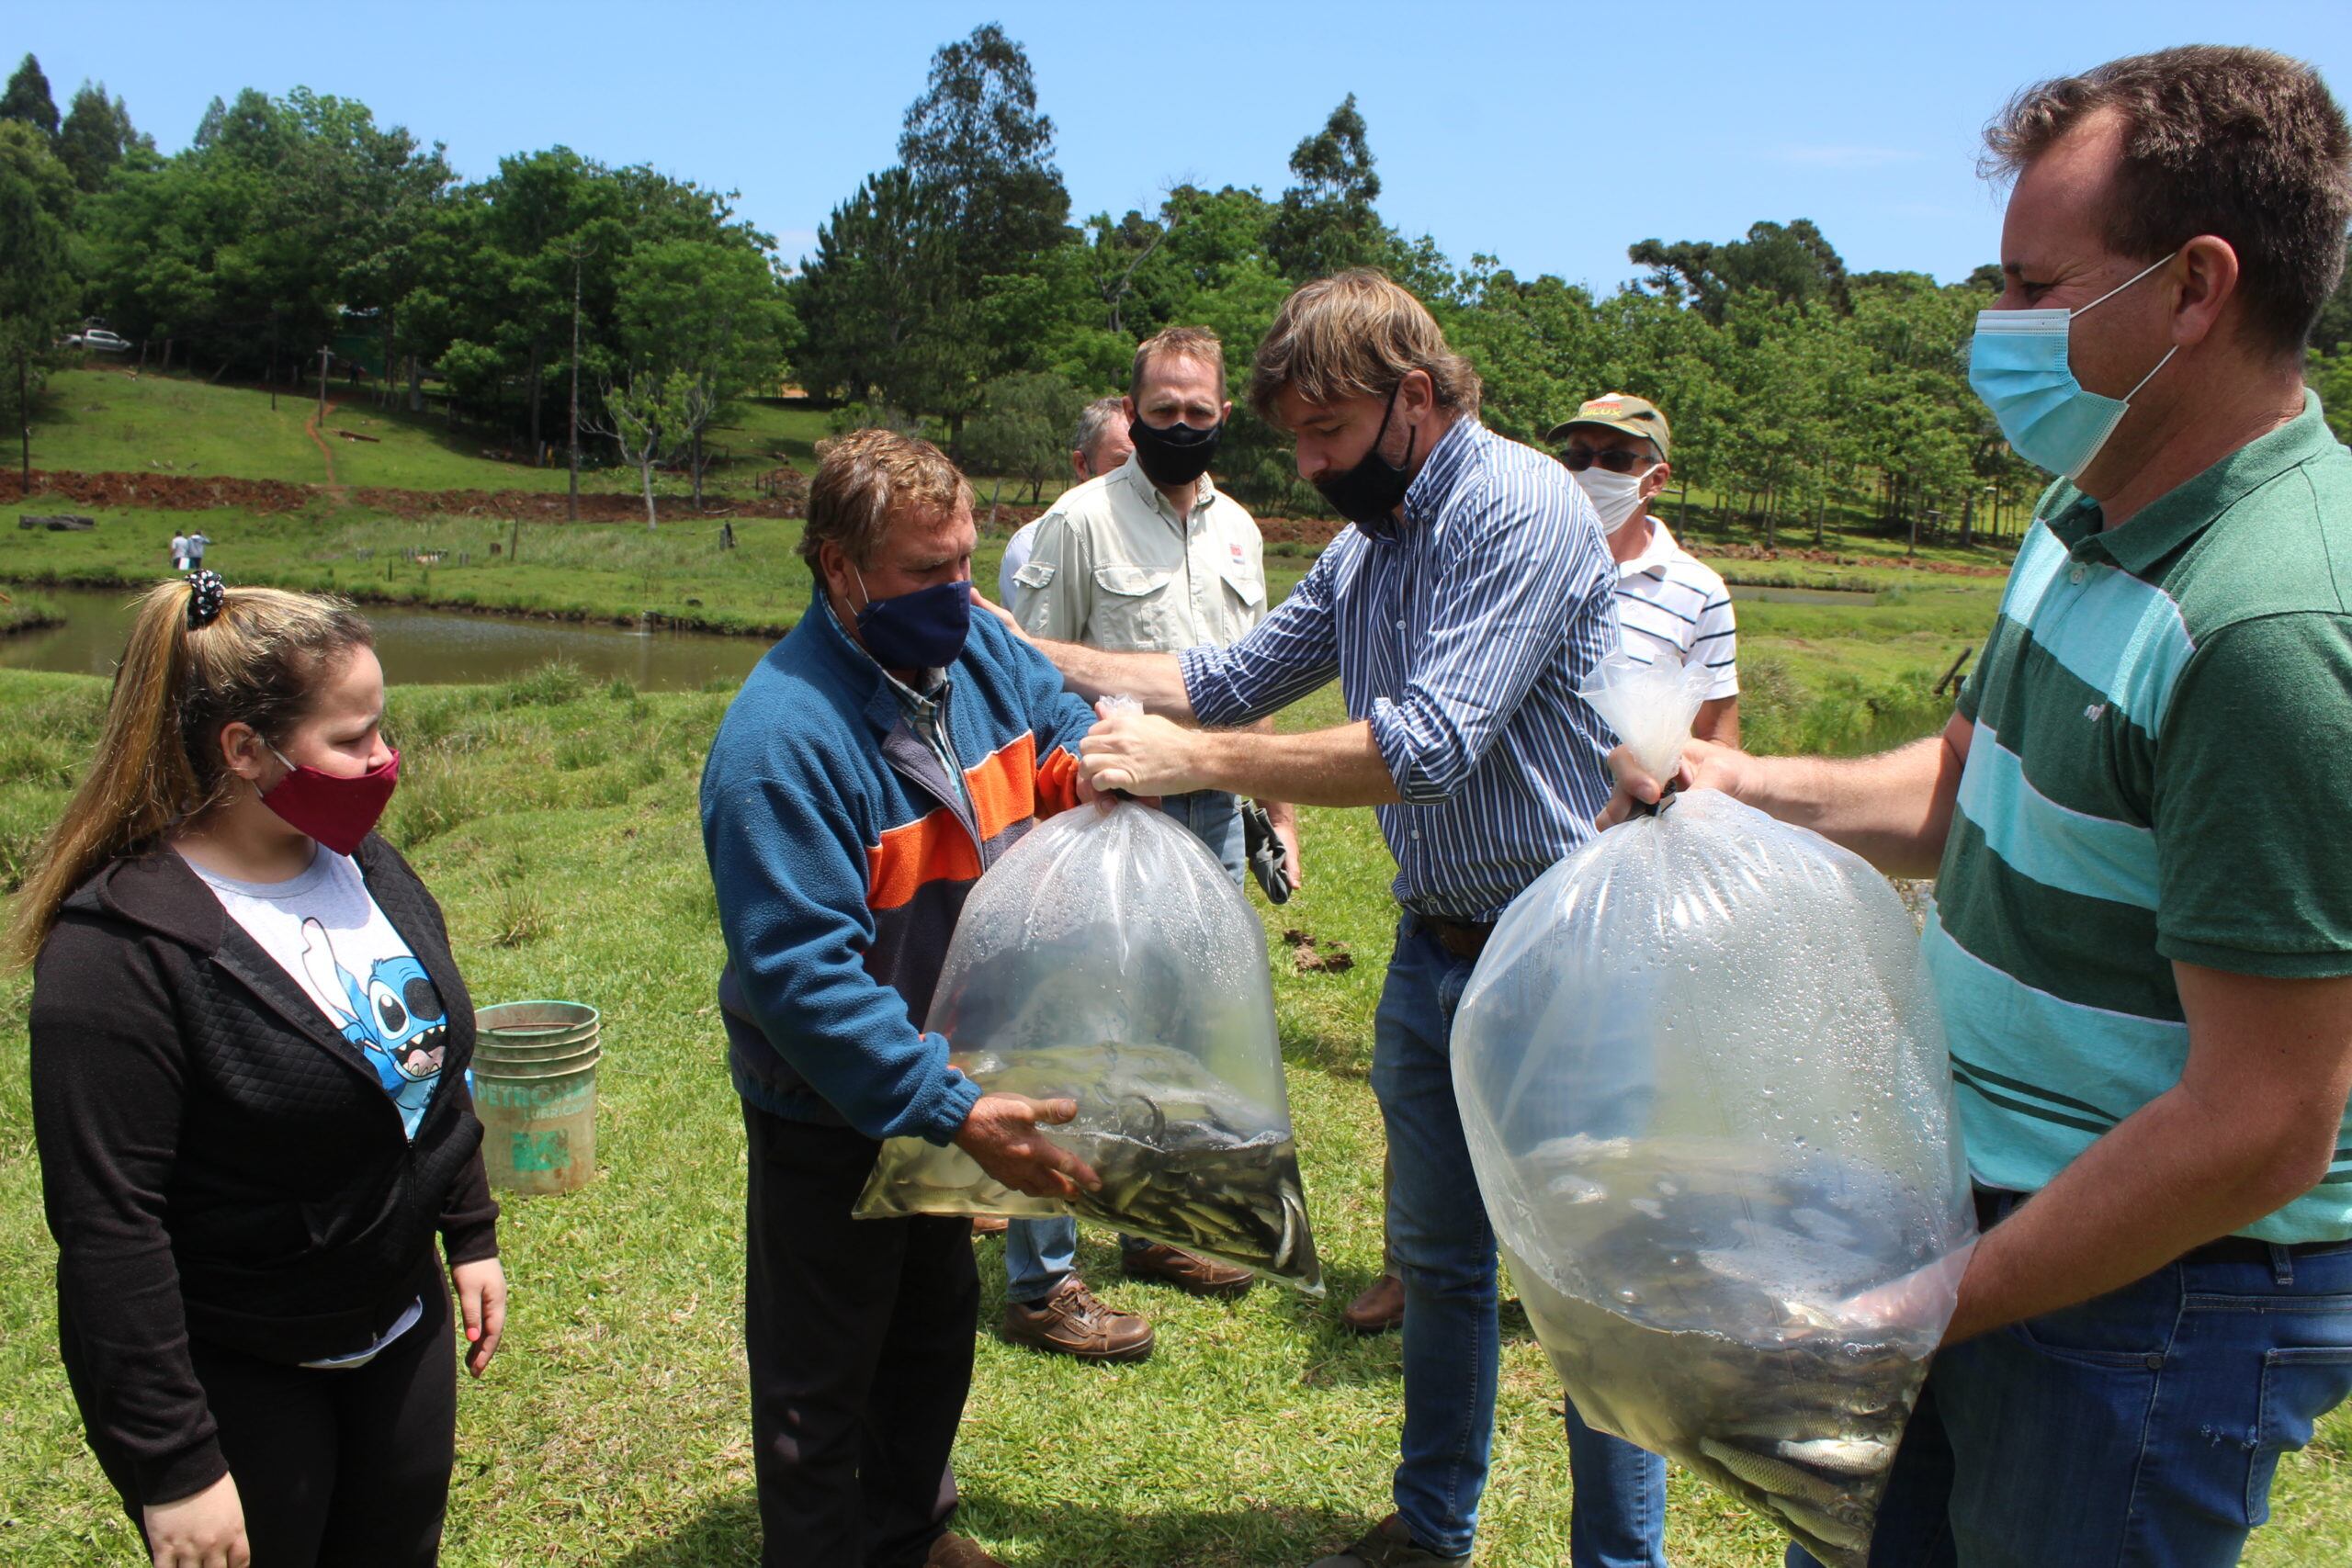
[995,271,1668,1568]
[1610,48,2352,1567]
[1551,392,1739,744]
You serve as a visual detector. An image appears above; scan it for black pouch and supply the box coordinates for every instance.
[1239,799,1292,905]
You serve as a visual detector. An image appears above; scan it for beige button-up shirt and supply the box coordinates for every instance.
[1008,452,1267,653]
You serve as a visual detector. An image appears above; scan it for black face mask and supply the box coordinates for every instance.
[1128,417,1223,488]
[1313,385,1417,539]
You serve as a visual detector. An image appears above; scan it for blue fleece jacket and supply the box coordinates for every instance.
[700,596,1096,1143]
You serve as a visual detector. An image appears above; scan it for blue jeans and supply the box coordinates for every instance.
[1156,787,1246,882]
[1003,790,1248,1302]
[1789,1204,2352,1568]
[1379,916,1668,1565]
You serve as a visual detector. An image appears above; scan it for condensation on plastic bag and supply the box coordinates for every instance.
[854,794,1321,1292]
[1581,646,1713,785]
[1451,694,1974,1564]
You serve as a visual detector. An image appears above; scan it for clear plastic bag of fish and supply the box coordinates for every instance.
[1450,650,1974,1567]
[854,795,1321,1293]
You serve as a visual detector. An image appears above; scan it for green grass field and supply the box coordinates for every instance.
[0,501,1287,637]
[23,367,1089,504]
[9,348,2342,1562]
[0,669,2343,1567]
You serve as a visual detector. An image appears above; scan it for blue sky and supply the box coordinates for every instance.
[11,2,2349,289]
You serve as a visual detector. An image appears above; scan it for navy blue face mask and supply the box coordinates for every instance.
[853,570,973,671]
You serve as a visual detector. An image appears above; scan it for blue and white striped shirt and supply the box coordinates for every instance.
[1180,418,1620,919]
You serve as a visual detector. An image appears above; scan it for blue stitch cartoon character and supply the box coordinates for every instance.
[300,919,448,1133]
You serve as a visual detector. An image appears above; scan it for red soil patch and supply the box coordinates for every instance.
[0,468,812,523]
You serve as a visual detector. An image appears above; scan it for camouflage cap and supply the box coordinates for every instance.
[1545,392,1670,461]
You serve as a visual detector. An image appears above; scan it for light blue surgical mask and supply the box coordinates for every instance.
[1968,252,2179,481]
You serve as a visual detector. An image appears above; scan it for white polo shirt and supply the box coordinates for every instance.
[1007,453,1267,653]
[1611,516,1738,698]
[997,520,1042,605]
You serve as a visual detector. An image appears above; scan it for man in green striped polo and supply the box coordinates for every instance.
[1607,46,2352,1567]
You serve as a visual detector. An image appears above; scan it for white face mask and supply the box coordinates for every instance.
[1571,465,1649,534]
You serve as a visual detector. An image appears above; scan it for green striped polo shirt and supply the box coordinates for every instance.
[1928,390,2352,1243]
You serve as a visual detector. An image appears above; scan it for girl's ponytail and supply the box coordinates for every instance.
[6,579,372,964]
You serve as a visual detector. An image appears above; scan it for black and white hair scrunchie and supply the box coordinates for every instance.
[185,570,226,629]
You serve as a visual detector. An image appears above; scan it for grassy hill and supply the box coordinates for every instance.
[23,367,1086,504]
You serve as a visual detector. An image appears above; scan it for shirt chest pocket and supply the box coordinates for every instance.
[1091,564,1177,651]
[1219,560,1267,618]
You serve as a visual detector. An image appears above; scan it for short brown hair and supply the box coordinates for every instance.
[1984,46,2352,359]
[1129,326,1225,402]
[797,428,973,571]
[1249,269,1481,423]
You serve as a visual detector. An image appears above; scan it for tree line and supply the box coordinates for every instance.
[0,52,792,522]
[5,36,2347,538]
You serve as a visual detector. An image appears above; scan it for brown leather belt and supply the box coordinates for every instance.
[1416,913,1497,962]
[1973,1187,2352,1267]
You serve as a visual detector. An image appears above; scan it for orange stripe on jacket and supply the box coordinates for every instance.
[1035,745,1084,818]
[967,733,1038,842]
[867,809,984,911]
[865,730,1081,909]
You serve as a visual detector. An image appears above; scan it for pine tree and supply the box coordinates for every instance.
[0,54,60,139]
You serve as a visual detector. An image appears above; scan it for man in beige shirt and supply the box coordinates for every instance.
[1013,337,1271,656]
[1001,325,1304,1334]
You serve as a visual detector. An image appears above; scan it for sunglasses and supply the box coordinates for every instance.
[1560,446,1657,474]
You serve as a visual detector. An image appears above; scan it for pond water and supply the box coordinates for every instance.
[2,586,772,692]
[6,580,1884,691]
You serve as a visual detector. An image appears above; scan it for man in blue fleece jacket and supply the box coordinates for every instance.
[701,429,1104,1568]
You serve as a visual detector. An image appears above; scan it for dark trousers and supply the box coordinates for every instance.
[69,1262,455,1567]
[744,1104,979,1568]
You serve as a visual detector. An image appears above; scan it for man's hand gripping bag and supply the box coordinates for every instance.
[1450,651,1975,1566]
[856,795,1322,1292]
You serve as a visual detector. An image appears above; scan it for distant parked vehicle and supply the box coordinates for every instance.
[66,328,132,355]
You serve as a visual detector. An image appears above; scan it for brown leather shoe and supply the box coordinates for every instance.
[969,1214,1008,1237]
[1001,1276,1155,1362]
[1340,1272,1405,1335]
[1307,1514,1470,1566]
[925,1531,1010,1568]
[1121,1241,1257,1298]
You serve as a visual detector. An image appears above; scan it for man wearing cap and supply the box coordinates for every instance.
[1551,393,1739,744]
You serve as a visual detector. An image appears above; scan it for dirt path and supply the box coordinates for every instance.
[302,397,339,487]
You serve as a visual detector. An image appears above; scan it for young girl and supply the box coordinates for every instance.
[13,573,507,1568]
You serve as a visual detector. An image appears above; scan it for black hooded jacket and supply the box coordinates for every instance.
[28,834,499,1504]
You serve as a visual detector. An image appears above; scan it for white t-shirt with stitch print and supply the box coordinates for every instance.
[184,845,451,1139]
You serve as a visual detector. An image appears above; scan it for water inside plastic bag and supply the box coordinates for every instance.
[1453,776,1973,1566]
[855,797,1322,1292]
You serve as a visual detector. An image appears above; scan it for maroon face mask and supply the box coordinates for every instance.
[263,748,401,855]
